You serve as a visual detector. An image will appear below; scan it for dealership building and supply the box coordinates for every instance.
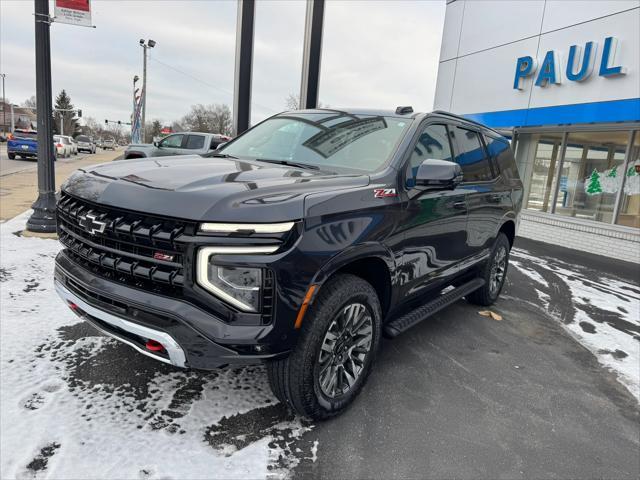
[434,0,640,263]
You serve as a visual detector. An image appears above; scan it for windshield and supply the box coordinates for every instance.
[76,135,90,142]
[221,112,413,173]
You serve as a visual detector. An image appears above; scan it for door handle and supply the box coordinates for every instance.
[453,201,467,210]
[489,194,502,203]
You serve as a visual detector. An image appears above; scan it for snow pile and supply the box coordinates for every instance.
[511,248,640,401]
[0,212,311,480]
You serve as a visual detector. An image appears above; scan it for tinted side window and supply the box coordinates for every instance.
[484,134,517,179]
[185,135,205,150]
[160,134,184,148]
[453,127,492,182]
[407,124,453,186]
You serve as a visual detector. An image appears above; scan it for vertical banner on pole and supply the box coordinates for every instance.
[54,0,92,27]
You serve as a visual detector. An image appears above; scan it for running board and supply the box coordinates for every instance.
[383,278,485,338]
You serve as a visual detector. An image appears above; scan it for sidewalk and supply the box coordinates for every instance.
[0,150,121,221]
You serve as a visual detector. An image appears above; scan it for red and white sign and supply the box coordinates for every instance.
[54,0,92,27]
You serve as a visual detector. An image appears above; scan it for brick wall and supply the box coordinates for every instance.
[517,211,640,264]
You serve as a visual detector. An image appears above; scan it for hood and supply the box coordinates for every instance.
[62,155,370,222]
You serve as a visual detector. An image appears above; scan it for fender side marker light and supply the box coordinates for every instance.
[295,284,318,329]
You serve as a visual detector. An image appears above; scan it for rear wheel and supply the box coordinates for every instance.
[8,152,15,159]
[466,232,510,306]
[267,274,382,420]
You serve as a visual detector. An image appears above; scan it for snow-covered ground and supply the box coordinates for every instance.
[1,210,638,479]
[511,248,640,401]
[0,212,314,480]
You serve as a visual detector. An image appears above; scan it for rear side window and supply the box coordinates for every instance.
[453,127,493,182]
[484,134,517,179]
[185,135,205,150]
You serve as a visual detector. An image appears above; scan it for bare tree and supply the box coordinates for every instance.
[22,95,36,109]
[285,93,328,110]
[180,104,232,136]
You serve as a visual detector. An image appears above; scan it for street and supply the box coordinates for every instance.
[0,144,117,177]
[1,214,638,479]
[0,147,122,221]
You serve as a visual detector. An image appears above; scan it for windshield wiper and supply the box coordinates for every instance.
[256,158,320,170]
[204,152,238,159]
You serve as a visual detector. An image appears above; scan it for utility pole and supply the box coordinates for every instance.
[27,0,56,233]
[132,75,139,141]
[0,74,5,135]
[139,39,155,143]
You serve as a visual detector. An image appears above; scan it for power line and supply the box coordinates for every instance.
[147,54,278,114]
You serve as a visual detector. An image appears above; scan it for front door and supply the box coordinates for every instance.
[156,134,185,156]
[397,122,470,301]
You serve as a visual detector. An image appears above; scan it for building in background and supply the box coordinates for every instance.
[0,101,37,133]
[434,0,640,263]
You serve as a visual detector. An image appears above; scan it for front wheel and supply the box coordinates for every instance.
[267,274,382,420]
[467,232,510,306]
[8,152,15,159]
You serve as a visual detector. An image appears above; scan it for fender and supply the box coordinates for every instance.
[310,242,401,310]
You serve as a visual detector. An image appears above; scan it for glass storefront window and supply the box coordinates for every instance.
[524,133,564,212]
[554,131,629,223]
[517,129,639,229]
[617,131,640,228]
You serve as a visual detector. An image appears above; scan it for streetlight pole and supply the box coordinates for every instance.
[139,39,155,143]
[1,74,5,135]
[27,0,56,233]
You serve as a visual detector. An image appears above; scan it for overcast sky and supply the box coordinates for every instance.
[0,0,445,128]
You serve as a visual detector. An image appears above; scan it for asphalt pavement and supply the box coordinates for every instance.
[290,237,639,479]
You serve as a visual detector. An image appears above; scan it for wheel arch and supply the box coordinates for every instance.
[312,245,395,319]
[499,219,516,248]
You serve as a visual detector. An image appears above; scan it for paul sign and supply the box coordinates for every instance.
[513,36,625,90]
[54,0,92,28]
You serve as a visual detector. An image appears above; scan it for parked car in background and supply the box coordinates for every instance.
[7,129,38,160]
[96,138,104,149]
[102,137,116,150]
[76,135,96,154]
[123,132,231,159]
[0,134,7,142]
[67,136,78,155]
[54,135,73,158]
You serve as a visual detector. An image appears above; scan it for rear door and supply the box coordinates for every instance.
[176,134,207,155]
[450,126,501,261]
[397,122,470,300]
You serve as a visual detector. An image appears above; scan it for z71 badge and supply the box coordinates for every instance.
[373,188,397,198]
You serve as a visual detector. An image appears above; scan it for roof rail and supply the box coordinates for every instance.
[430,110,502,135]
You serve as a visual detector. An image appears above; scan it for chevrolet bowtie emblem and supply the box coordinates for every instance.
[79,214,107,235]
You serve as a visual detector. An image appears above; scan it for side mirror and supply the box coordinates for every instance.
[215,142,228,150]
[415,159,463,190]
[153,140,160,147]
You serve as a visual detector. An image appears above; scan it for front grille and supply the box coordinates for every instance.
[57,192,276,323]
[57,192,194,295]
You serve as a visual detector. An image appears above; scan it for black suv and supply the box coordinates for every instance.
[54,108,522,419]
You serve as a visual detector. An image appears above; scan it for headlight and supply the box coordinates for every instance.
[196,246,277,312]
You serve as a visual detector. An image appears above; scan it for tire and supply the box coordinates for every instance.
[8,152,15,160]
[466,232,510,306]
[267,274,382,420]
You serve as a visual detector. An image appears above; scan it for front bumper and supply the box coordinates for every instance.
[55,250,290,369]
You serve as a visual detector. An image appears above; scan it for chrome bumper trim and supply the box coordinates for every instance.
[54,280,187,368]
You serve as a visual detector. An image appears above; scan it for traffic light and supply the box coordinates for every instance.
[77,109,82,118]
[105,119,108,124]
[117,121,121,125]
